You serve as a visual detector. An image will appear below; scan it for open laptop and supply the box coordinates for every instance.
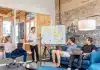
[72,48,82,55]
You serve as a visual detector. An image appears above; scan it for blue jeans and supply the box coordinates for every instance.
[6,48,27,62]
[6,52,12,58]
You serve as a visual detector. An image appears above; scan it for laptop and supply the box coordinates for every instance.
[72,48,82,55]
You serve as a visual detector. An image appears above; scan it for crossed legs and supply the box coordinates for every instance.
[52,50,61,66]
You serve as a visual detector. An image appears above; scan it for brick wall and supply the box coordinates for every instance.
[55,0,100,46]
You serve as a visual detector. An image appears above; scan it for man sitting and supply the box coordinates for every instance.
[11,43,27,62]
[67,37,96,70]
[52,37,77,67]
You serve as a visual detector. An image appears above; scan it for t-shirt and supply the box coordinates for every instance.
[28,32,37,46]
[5,42,14,53]
[66,44,77,54]
[56,44,77,54]
[81,44,96,53]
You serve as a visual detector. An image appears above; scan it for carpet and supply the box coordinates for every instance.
[38,66,64,70]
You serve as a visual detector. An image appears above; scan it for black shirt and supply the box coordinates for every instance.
[81,44,96,53]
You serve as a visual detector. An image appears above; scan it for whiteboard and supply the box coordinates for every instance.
[41,25,66,44]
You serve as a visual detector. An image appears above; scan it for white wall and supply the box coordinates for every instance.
[0,0,55,24]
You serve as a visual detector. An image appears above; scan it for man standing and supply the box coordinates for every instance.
[29,27,39,63]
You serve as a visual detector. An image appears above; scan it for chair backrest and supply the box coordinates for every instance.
[17,43,23,49]
[90,51,100,64]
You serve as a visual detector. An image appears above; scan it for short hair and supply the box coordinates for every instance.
[5,36,11,42]
[20,36,24,39]
[17,43,23,48]
[69,37,75,43]
[87,37,93,43]
[31,27,35,30]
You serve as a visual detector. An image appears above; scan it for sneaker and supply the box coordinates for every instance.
[75,69,79,70]
[35,61,38,63]
[23,62,27,67]
[32,60,34,62]
[67,68,71,70]
[56,63,60,67]
[25,64,30,68]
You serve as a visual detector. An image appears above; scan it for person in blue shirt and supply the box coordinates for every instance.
[67,37,96,70]
[52,37,77,67]
[9,37,27,62]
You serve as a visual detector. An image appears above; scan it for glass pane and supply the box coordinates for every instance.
[26,22,30,41]
[0,7,13,43]
[15,23,18,43]
[3,21,12,36]
[16,10,28,43]
[26,12,36,41]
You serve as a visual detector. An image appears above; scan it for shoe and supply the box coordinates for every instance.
[75,69,79,70]
[67,68,71,70]
[26,64,30,68]
[32,60,34,62]
[56,66,61,68]
[56,63,60,67]
[23,62,27,67]
[35,61,39,63]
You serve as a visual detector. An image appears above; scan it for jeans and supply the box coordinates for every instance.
[6,48,27,62]
[68,54,90,68]
[68,55,83,68]
[30,45,39,61]
[5,52,12,58]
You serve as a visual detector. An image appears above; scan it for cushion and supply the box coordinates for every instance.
[90,51,100,64]
[88,63,100,70]
[38,66,64,70]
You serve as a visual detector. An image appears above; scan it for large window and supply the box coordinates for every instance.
[0,7,36,44]
[3,21,12,36]
[26,20,36,41]
[15,11,36,43]
[15,23,18,43]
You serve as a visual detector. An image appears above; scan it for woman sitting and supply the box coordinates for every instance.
[4,36,27,62]
[4,36,14,58]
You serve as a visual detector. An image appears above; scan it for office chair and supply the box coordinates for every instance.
[4,53,24,70]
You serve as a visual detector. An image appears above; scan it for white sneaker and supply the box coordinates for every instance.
[25,64,30,68]
[23,62,27,67]
[67,68,71,70]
